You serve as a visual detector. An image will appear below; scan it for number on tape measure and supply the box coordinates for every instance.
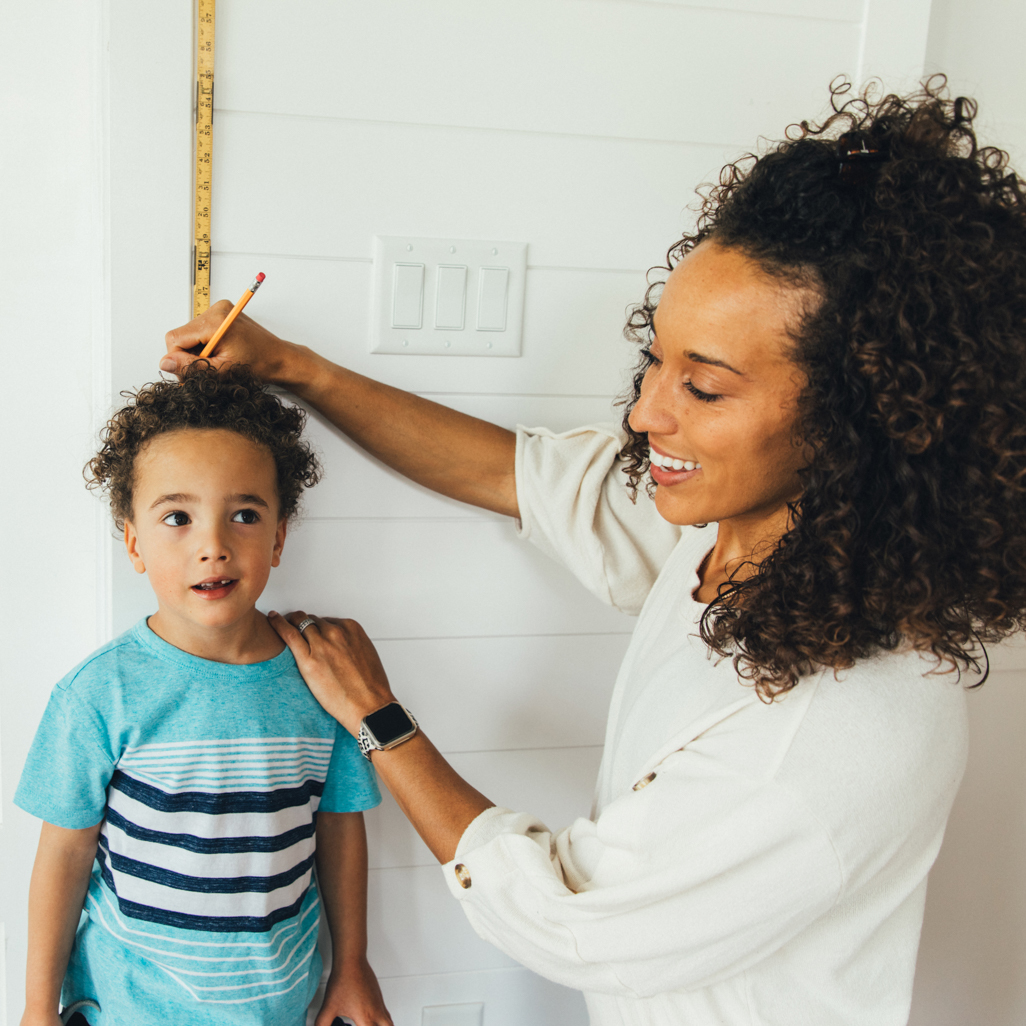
[193,0,215,317]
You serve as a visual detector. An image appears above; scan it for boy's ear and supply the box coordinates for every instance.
[271,518,287,568]
[124,521,147,575]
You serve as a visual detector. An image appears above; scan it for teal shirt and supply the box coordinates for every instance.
[15,619,380,1026]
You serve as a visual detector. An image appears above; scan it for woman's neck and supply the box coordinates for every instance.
[694,503,794,604]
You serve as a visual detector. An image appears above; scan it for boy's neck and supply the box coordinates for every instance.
[147,607,286,665]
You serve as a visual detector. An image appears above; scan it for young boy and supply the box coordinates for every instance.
[15,364,391,1026]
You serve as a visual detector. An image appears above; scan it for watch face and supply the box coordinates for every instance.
[364,703,414,746]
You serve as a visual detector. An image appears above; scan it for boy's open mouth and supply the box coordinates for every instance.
[191,577,238,599]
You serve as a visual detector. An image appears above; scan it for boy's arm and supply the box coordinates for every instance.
[21,821,102,1026]
[314,811,393,1026]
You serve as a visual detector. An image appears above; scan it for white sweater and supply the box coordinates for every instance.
[443,424,969,1026]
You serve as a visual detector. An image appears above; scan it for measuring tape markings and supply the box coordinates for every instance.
[193,0,215,317]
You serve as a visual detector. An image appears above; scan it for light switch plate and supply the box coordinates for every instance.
[422,1002,484,1026]
[371,236,526,356]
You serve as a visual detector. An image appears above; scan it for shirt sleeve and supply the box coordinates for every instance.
[318,722,382,813]
[14,687,114,829]
[442,746,844,998]
[515,424,681,615]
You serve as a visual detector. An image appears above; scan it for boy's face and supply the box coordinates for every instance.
[124,428,286,633]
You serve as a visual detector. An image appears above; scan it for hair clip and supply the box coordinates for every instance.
[837,131,889,184]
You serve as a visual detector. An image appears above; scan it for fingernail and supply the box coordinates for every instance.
[159,358,175,371]
[268,610,278,617]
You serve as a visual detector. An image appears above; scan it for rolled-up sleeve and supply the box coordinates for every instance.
[515,424,681,614]
[443,746,844,998]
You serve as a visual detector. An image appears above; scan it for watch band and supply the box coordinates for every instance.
[358,705,418,761]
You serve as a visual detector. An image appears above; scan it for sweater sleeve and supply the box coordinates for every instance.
[514,424,682,615]
[442,746,844,998]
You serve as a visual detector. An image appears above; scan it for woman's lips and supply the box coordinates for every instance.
[191,579,239,600]
[649,462,702,486]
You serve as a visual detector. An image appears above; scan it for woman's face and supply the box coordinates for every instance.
[628,241,814,530]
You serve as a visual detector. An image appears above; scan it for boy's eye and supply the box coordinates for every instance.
[161,511,190,527]
[231,508,261,525]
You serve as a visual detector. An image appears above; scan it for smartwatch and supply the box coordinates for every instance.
[357,703,418,761]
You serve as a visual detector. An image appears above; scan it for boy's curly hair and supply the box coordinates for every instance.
[620,77,1026,699]
[86,362,321,527]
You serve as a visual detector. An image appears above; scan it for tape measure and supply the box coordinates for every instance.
[192,0,215,317]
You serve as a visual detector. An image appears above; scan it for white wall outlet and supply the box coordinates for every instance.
[371,236,527,357]
[422,1002,484,1026]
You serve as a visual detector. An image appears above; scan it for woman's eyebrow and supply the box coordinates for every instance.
[687,350,745,376]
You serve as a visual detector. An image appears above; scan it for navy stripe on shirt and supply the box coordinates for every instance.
[98,839,315,894]
[98,854,312,933]
[104,806,317,855]
[110,769,324,814]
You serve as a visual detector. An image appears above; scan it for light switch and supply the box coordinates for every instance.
[435,264,468,329]
[391,262,424,328]
[422,1003,484,1026]
[477,266,509,331]
[371,236,526,356]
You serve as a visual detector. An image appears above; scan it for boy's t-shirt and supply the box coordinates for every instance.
[14,618,381,1026]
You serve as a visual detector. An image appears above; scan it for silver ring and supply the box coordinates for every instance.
[296,617,317,634]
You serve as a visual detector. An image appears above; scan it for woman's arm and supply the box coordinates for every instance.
[313,811,392,1026]
[271,612,493,862]
[162,305,518,517]
[21,821,101,1026]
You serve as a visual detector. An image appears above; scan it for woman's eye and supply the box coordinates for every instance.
[231,509,260,525]
[685,380,722,403]
[161,511,190,527]
[641,347,662,366]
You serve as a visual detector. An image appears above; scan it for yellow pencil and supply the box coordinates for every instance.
[199,273,266,358]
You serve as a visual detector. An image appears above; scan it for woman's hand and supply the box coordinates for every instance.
[269,611,395,737]
[161,303,313,387]
[315,958,393,1026]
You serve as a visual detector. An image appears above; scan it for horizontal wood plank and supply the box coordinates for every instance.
[215,0,859,145]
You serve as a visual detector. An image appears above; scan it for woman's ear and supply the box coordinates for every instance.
[271,519,288,568]
[124,521,147,575]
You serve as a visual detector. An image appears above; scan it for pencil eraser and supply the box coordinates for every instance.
[256,272,266,282]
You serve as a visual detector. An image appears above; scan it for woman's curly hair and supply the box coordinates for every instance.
[620,77,1026,699]
[86,362,321,527]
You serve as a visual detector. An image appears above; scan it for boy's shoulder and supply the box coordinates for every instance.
[54,620,156,696]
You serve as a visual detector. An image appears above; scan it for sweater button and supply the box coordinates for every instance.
[632,772,657,791]
[454,863,472,889]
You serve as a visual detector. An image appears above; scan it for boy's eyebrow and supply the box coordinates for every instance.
[148,492,271,510]
[227,493,271,509]
[149,492,196,510]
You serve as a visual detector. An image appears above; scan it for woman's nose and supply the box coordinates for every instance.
[628,365,678,437]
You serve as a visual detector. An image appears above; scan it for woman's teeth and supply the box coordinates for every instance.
[194,579,233,590]
[649,451,701,472]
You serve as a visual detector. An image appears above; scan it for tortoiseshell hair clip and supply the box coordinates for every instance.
[837,131,889,185]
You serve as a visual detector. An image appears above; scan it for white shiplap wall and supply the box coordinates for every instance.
[100,2,943,1024]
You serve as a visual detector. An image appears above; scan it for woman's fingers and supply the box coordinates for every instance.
[161,308,294,383]
[269,611,394,734]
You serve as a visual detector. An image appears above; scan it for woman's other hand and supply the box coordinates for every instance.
[269,611,395,735]
[160,303,311,386]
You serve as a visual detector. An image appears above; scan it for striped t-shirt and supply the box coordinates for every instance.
[15,619,380,1026]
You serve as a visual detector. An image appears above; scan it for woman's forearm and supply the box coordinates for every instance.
[23,822,100,1020]
[163,308,518,517]
[286,347,518,517]
[369,734,493,864]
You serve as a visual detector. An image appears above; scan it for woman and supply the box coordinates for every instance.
[162,82,1026,1025]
